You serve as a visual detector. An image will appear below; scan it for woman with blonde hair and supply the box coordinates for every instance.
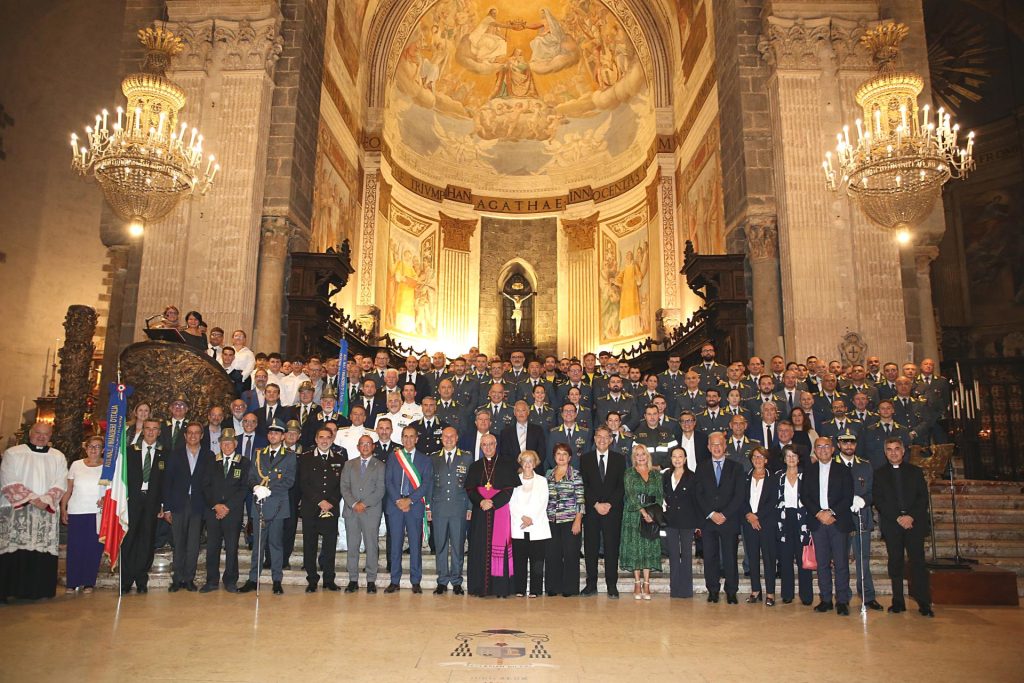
[509,450,550,598]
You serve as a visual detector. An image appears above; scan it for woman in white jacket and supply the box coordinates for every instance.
[509,450,551,597]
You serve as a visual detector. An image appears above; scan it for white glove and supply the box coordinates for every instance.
[850,495,866,512]
[253,485,271,502]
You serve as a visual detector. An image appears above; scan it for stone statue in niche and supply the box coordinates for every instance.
[503,291,535,336]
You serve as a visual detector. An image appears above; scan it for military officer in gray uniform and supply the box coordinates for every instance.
[689,342,728,391]
[631,405,679,470]
[594,375,639,428]
[658,354,687,400]
[428,427,473,595]
[240,418,296,595]
[836,433,882,610]
[435,379,469,434]
[477,383,515,434]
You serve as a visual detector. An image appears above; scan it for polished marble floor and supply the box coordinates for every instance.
[3,589,1020,682]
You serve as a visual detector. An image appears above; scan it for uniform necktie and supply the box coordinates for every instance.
[926,377,931,386]
[714,460,722,485]
[424,419,431,431]
[143,446,153,482]
[492,405,498,416]
[884,423,892,434]
[365,399,371,411]
[224,456,231,475]
[172,420,181,443]
[599,454,606,480]
[244,435,253,458]
[447,452,453,467]
[301,405,308,424]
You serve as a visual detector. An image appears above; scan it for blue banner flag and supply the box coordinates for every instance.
[100,383,133,486]
[338,338,349,417]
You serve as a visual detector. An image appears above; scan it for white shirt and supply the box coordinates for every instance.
[473,431,487,460]
[784,475,800,508]
[334,426,378,458]
[818,460,831,510]
[680,432,696,473]
[749,476,765,514]
[67,460,104,515]
[278,372,309,406]
[231,346,256,381]
[508,474,551,540]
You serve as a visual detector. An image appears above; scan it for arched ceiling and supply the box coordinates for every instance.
[361,0,676,195]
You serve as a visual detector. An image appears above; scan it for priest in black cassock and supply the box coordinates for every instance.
[464,432,520,597]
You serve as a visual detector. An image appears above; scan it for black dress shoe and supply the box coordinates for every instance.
[238,581,257,593]
[707,592,719,603]
[305,584,317,593]
[836,602,849,616]
[865,599,884,611]
[412,584,422,594]
[323,581,340,592]
[433,585,447,595]
[726,593,738,605]
[272,581,283,595]
[801,599,813,606]
[607,590,619,599]
[888,601,906,613]
[262,560,271,570]
[185,581,198,592]
[452,585,465,595]
[224,584,238,593]
[168,583,180,593]
[199,583,218,594]
[366,582,377,594]
[918,605,935,617]
[344,581,359,593]
[782,598,793,604]
[136,585,148,594]
[581,586,598,596]
[384,584,400,594]
[814,601,834,613]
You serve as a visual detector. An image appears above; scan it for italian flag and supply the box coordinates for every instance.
[98,430,129,568]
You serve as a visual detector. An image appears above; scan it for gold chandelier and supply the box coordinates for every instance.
[70,27,218,236]
[822,22,975,239]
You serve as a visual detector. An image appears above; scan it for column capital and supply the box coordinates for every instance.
[758,16,832,70]
[744,215,779,262]
[213,18,283,75]
[439,212,478,253]
[561,213,598,252]
[914,245,940,274]
[164,20,215,72]
[260,214,293,253]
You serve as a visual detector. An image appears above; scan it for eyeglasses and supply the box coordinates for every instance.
[814,444,832,450]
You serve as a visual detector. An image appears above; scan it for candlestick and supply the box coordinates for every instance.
[19,396,25,421]
[42,347,51,396]
[974,380,981,410]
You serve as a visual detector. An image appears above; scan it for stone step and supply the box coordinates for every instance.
[932,509,1024,525]
[930,481,1024,496]
[930,495,1024,511]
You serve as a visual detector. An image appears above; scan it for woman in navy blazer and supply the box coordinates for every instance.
[774,445,814,605]
[742,446,779,605]
[662,447,700,598]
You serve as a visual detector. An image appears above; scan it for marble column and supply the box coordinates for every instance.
[745,215,783,358]
[914,246,940,361]
[438,212,478,353]
[252,216,293,352]
[758,9,909,363]
[561,213,598,358]
[133,8,282,339]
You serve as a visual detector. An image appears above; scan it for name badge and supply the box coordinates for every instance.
[158,461,165,470]
[233,469,241,479]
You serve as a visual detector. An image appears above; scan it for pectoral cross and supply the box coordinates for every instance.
[485,482,493,490]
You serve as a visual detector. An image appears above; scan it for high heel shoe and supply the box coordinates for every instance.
[746,592,762,604]
[765,596,775,607]
[642,580,652,601]
[634,580,642,600]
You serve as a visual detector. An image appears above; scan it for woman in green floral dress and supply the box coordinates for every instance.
[620,444,664,600]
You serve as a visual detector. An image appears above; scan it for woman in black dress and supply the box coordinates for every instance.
[181,310,208,352]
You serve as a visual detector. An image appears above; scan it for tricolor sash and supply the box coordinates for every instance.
[395,448,422,493]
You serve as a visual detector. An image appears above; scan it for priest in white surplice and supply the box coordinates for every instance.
[0,422,68,600]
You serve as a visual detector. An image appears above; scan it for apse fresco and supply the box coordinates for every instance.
[386,0,654,189]
[599,218,651,343]
[384,211,439,339]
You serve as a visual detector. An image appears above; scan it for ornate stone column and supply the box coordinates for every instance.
[438,212,478,352]
[252,216,293,352]
[54,306,97,462]
[134,7,283,339]
[914,246,940,361]
[561,213,598,358]
[745,215,783,358]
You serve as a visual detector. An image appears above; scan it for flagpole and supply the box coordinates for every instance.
[117,366,122,603]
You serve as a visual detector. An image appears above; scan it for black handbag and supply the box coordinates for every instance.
[638,494,666,540]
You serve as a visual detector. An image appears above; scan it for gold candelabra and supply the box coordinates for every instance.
[822,23,975,240]
[69,27,219,236]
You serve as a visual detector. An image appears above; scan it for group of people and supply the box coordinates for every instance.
[0,329,944,617]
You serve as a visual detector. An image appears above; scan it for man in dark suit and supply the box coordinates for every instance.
[256,384,294,437]
[874,438,934,617]
[694,432,746,603]
[160,395,191,452]
[299,427,346,592]
[579,427,627,598]
[355,377,386,426]
[162,422,211,592]
[498,401,547,465]
[241,368,269,413]
[200,405,227,453]
[747,401,781,451]
[384,425,434,593]
[200,429,249,592]
[121,419,168,593]
[459,409,494,460]
[801,436,855,615]
[399,355,432,404]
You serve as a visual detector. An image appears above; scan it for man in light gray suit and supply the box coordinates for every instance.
[239,419,296,595]
[340,434,386,593]
[427,426,473,595]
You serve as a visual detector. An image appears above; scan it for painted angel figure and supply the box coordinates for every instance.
[502,291,535,336]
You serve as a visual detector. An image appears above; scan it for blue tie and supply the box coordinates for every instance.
[360,458,368,477]
[714,460,722,485]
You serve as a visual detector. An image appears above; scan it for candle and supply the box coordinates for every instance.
[134,107,141,133]
[974,380,981,410]
[209,164,220,182]
[922,104,929,130]
[117,106,123,130]
[188,127,197,149]
[157,112,166,139]
[874,109,882,136]
[102,109,108,131]
[19,396,25,421]
[855,119,863,144]
[42,347,50,396]
[900,105,908,129]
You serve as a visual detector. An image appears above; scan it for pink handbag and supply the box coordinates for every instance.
[801,535,818,570]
